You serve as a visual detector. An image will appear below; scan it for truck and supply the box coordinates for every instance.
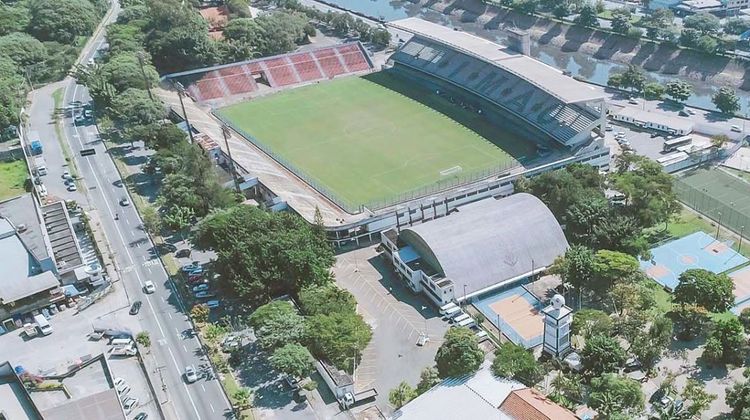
[34,156,47,176]
[109,343,137,357]
[315,360,377,410]
[28,131,42,155]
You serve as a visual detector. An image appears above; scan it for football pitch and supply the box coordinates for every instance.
[217,72,533,209]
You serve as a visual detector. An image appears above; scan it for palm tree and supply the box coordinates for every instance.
[649,399,691,420]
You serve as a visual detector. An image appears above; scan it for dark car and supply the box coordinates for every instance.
[175,249,192,258]
[129,301,142,315]
[134,413,148,420]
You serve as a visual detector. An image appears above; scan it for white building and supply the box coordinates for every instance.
[612,106,694,135]
[380,194,569,307]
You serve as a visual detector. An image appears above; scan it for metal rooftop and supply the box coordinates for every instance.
[41,201,83,271]
[0,218,59,303]
[0,194,49,263]
[388,18,605,104]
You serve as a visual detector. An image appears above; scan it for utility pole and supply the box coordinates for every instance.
[137,51,154,101]
[716,211,723,239]
[155,365,168,403]
[174,81,194,143]
[221,124,241,194]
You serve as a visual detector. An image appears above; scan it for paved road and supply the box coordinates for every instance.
[26,2,234,419]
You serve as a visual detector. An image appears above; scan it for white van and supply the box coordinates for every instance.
[110,338,133,347]
[34,314,52,335]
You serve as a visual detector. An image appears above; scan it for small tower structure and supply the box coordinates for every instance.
[542,294,572,358]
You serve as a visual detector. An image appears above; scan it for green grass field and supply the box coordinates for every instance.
[218,73,535,208]
[0,160,28,201]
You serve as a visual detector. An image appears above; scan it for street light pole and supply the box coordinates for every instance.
[174,81,194,143]
[716,212,723,239]
[137,51,154,101]
[740,225,746,253]
[221,125,241,195]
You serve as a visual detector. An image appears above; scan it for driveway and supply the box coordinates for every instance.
[334,246,449,416]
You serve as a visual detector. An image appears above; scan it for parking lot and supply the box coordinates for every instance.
[0,284,159,419]
[334,246,450,415]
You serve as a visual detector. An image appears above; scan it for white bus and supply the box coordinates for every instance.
[663,136,692,152]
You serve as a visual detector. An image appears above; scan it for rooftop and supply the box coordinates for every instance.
[0,194,49,264]
[0,218,59,303]
[399,193,569,298]
[613,106,695,132]
[391,363,524,420]
[388,18,604,104]
[500,388,578,420]
[0,361,43,420]
[41,201,83,271]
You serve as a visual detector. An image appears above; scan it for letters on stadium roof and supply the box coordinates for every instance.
[389,18,605,104]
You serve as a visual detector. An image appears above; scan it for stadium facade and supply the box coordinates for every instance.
[160,19,610,246]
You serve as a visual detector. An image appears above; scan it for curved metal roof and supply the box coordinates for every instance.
[401,193,568,297]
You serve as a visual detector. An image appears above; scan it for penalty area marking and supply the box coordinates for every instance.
[440,166,463,176]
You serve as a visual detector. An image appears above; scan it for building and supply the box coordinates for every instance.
[0,215,63,330]
[0,361,43,420]
[391,363,576,420]
[381,194,569,306]
[612,106,694,135]
[676,0,750,13]
[542,294,573,357]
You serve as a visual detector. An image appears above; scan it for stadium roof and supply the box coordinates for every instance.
[400,193,568,298]
[389,18,604,104]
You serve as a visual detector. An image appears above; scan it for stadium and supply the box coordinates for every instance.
[161,18,610,245]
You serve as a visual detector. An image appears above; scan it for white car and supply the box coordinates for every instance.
[732,125,743,132]
[116,384,131,396]
[61,170,71,179]
[143,281,155,294]
[67,183,77,192]
[113,377,126,388]
[628,98,639,105]
[184,365,198,383]
[122,396,138,411]
[38,184,48,197]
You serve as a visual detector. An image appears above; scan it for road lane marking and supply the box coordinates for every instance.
[167,347,202,420]
[201,384,206,392]
[168,313,173,320]
[209,402,215,413]
[183,345,188,353]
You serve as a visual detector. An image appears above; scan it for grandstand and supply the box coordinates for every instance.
[388,18,606,148]
[165,42,373,104]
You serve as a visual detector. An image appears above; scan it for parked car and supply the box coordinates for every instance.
[119,197,130,206]
[113,377,126,388]
[143,281,155,294]
[110,344,137,357]
[194,291,216,299]
[181,262,201,273]
[129,301,142,315]
[628,98,639,105]
[175,249,191,258]
[184,365,198,383]
[192,284,210,293]
[188,267,204,276]
[67,183,77,192]
[221,335,241,352]
[116,384,131,396]
[122,396,139,411]
[732,125,742,132]
[188,274,205,284]
[61,170,71,179]
[134,413,148,420]
[206,300,221,309]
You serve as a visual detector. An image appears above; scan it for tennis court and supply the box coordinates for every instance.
[473,284,543,349]
[731,266,750,314]
[674,167,750,237]
[640,231,749,291]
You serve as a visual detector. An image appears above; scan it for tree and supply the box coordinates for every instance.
[0,32,47,66]
[612,14,632,35]
[703,316,747,364]
[725,17,750,35]
[435,327,484,378]
[140,205,162,235]
[491,342,540,385]
[696,35,718,53]
[0,3,30,36]
[631,315,673,371]
[162,205,194,243]
[28,0,98,43]
[618,65,646,94]
[232,387,252,410]
[673,269,734,312]
[270,343,314,379]
[610,154,680,229]
[203,323,227,343]
[589,374,645,418]
[108,88,167,127]
[298,284,356,316]
[191,304,209,324]
[131,122,187,150]
[643,82,665,100]
[136,331,151,348]
[571,309,613,338]
[712,86,741,115]
[680,379,716,418]
[711,134,730,150]
[252,11,311,56]
[680,28,701,48]
[684,12,721,34]
[100,52,160,92]
[607,73,623,89]
[671,303,709,340]
[553,3,569,18]
[727,380,750,419]
[248,301,306,350]
[565,196,610,246]
[416,367,440,394]
[582,334,626,377]
[575,4,599,27]
[591,250,639,292]
[193,206,334,303]
[306,311,372,372]
[226,0,251,17]
[389,381,417,409]
[551,245,595,295]
[741,307,750,330]
[665,80,693,103]
[370,28,391,48]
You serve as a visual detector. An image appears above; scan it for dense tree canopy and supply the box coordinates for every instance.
[610,154,679,229]
[28,0,99,43]
[0,4,30,36]
[683,12,721,34]
[306,311,372,372]
[435,327,484,378]
[108,87,167,127]
[728,380,750,419]
[298,284,356,316]
[100,52,159,92]
[713,86,741,115]
[589,374,645,418]
[665,80,693,103]
[673,269,734,312]
[491,343,540,385]
[571,308,613,338]
[194,205,335,303]
[702,316,747,364]
[248,300,306,350]
[269,343,314,379]
[0,32,47,67]
[582,334,626,377]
